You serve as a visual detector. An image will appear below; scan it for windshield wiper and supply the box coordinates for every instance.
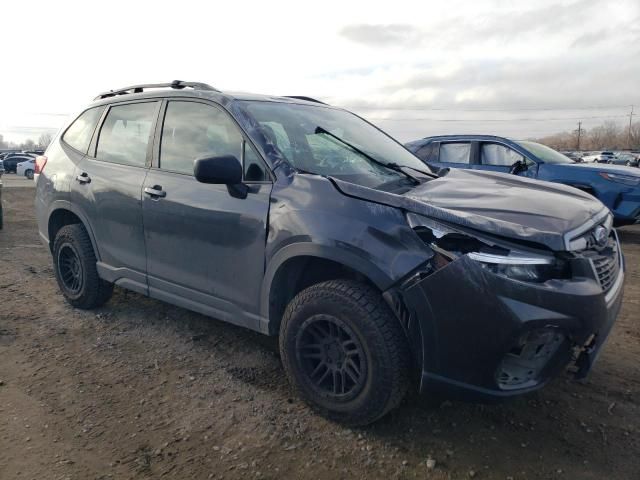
[314,126,421,184]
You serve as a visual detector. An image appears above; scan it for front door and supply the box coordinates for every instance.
[478,142,538,178]
[141,100,272,330]
[71,100,161,293]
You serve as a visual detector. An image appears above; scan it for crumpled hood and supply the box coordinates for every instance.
[331,169,608,251]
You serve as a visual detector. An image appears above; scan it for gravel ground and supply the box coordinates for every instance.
[1,180,639,479]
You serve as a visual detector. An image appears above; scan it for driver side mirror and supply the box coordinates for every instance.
[509,159,528,175]
[194,155,243,184]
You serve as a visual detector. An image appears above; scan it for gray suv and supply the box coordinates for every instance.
[35,81,624,425]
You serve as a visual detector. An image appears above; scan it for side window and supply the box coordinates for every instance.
[62,107,104,153]
[160,101,243,175]
[415,142,436,162]
[481,143,524,167]
[439,142,471,164]
[96,102,158,167]
[243,142,269,182]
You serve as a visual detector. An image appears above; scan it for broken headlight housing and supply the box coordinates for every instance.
[468,252,569,283]
[406,213,569,283]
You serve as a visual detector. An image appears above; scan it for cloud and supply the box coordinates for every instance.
[338,24,422,47]
[338,0,633,51]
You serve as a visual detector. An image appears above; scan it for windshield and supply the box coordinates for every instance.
[516,141,575,164]
[238,101,432,189]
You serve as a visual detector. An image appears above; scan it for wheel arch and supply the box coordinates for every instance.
[47,203,100,260]
[261,244,393,335]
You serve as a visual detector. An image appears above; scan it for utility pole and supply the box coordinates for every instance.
[628,105,635,149]
[576,121,582,151]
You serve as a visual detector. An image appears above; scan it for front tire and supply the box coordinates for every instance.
[25,169,34,179]
[280,280,410,426]
[53,224,113,309]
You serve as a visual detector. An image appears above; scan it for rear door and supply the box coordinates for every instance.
[141,99,272,330]
[70,100,161,293]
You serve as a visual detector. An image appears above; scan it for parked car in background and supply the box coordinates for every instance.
[0,159,5,176]
[610,153,639,168]
[582,151,616,163]
[2,153,35,173]
[406,135,640,225]
[16,157,36,179]
[35,81,624,425]
[561,151,584,162]
[0,151,20,161]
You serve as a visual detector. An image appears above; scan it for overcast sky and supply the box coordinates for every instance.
[1,0,638,144]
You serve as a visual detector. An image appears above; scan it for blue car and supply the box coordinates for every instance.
[406,135,640,226]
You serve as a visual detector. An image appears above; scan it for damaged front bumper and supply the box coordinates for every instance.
[385,238,625,401]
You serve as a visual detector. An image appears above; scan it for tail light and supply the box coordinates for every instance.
[35,155,48,174]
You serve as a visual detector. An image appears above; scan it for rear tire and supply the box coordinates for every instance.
[279,280,410,426]
[53,224,113,309]
[25,169,34,180]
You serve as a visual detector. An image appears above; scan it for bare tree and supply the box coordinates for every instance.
[38,133,53,149]
[533,119,639,151]
[584,121,622,150]
[622,121,640,150]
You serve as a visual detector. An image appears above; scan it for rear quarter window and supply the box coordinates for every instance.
[62,107,105,153]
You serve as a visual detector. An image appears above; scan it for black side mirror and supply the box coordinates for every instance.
[509,159,527,175]
[194,155,243,185]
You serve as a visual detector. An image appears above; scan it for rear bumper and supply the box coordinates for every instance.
[389,245,624,401]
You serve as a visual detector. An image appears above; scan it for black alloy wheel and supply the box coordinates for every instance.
[57,243,84,294]
[296,314,367,401]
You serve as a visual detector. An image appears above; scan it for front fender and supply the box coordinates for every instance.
[259,242,393,320]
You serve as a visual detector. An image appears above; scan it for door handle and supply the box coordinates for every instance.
[75,172,91,184]
[144,186,166,198]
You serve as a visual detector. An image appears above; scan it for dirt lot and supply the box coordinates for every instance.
[1,177,639,480]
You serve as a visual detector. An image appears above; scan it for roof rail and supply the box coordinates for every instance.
[284,96,328,105]
[94,80,220,100]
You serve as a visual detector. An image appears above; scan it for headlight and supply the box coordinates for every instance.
[468,252,568,283]
[598,172,640,186]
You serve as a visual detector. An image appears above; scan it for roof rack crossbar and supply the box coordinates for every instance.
[284,96,327,105]
[94,80,220,100]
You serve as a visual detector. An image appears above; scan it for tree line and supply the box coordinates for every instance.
[0,133,53,151]
[534,120,640,152]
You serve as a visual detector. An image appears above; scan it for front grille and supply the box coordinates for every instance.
[584,238,620,292]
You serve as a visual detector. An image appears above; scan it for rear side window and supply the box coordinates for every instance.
[160,101,244,175]
[481,143,524,166]
[62,107,104,153]
[96,102,158,167]
[439,143,471,164]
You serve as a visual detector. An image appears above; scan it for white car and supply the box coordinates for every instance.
[581,151,615,163]
[16,158,36,179]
